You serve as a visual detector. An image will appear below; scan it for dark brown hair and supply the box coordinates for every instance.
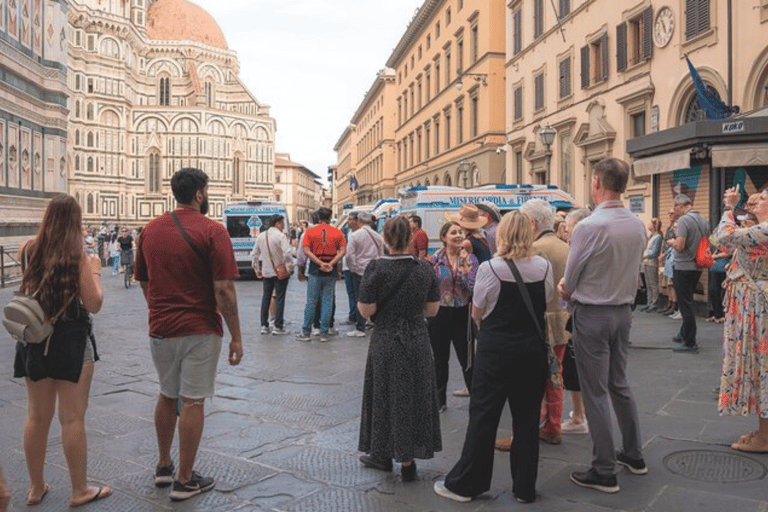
[593,158,629,194]
[438,221,461,246]
[20,195,84,320]
[383,216,412,252]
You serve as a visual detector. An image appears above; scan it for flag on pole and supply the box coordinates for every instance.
[685,56,736,120]
[349,175,359,192]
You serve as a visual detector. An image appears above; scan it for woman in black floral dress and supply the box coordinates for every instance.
[357,216,441,482]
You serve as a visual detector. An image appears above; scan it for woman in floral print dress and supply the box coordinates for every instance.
[713,186,768,453]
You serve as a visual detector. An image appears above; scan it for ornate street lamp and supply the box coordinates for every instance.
[457,159,471,188]
[539,125,556,183]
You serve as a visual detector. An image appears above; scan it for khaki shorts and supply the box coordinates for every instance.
[150,333,222,400]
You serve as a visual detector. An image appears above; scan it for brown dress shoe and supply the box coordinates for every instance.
[495,435,513,452]
[539,430,562,445]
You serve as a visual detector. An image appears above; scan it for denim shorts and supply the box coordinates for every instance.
[150,333,222,400]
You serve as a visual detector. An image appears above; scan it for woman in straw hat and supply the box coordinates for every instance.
[451,205,492,265]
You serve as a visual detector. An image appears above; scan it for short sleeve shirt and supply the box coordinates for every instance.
[409,228,429,257]
[134,208,239,338]
[117,236,133,251]
[302,223,346,263]
[674,211,707,271]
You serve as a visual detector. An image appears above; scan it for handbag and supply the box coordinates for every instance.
[266,231,290,280]
[504,259,561,388]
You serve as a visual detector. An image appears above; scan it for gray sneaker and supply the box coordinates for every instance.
[271,328,287,335]
[170,471,214,501]
[260,326,270,334]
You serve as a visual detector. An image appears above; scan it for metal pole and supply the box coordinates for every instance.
[1,246,5,289]
[727,0,733,106]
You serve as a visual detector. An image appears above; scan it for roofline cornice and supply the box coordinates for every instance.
[385,0,441,69]
[351,71,395,125]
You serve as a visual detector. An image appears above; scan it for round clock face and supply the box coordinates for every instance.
[654,7,675,48]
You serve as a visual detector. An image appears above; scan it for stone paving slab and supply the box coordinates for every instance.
[1,275,768,511]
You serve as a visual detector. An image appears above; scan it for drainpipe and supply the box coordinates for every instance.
[727,0,733,106]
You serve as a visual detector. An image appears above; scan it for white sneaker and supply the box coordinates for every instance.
[328,328,339,336]
[260,326,270,334]
[346,330,366,337]
[311,328,321,336]
[433,480,471,503]
[452,387,470,397]
[271,328,287,335]
[670,311,682,320]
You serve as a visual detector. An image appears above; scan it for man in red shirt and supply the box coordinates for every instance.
[409,215,429,259]
[298,207,346,342]
[134,168,243,502]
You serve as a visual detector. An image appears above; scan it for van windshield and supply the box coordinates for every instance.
[226,214,272,239]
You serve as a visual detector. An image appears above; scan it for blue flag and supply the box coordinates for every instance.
[686,57,734,120]
[349,175,359,192]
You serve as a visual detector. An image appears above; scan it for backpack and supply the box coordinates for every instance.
[691,214,713,270]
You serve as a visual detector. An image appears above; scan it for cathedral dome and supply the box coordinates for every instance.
[147,0,228,50]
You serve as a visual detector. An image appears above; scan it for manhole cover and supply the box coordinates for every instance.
[663,450,768,483]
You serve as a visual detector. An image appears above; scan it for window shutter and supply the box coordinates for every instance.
[616,22,627,72]
[685,0,697,40]
[642,6,653,61]
[534,0,544,38]
[513,9,522,54]
[560,58,571,98]
[514,86,522,120]
[600,32,609,82]
[581,45,590,89]
[698,0,710,34]
[535,74,544,110]
[560,0,570,18]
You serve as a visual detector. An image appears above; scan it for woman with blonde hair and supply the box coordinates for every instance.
[434,210,553,504]
[13,195,111,507]
[641,217,664,311]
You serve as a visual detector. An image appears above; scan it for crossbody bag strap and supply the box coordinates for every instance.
[363,227,382,253]
[265,231,279,271]
[504,259,546,344]
[170,211,208,266]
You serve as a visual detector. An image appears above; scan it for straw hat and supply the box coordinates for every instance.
[449,204,486,230]
[475,201,501,222]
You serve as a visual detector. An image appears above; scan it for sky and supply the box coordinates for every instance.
[192,0,424,184]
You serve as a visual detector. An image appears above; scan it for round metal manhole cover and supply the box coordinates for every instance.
[663,450,768,483]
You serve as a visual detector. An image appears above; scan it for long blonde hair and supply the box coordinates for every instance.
[496,210,533,260]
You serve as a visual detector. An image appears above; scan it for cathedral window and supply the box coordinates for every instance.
[159,77,170,106]
[87,156,94,173]
[205,81,213,107]
[148,152,161,193]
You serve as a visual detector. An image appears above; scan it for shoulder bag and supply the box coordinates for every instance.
[504,259,561,388]
[171,211,210,271]
[266,231,290,280]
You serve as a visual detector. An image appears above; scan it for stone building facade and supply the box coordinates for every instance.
[504,0,768,217]
[67,0,276,227]
[334,0,507,214]
[0,0,69,244]
[274,152,324,224]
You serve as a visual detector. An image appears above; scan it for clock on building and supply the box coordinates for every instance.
[654,6,674,48]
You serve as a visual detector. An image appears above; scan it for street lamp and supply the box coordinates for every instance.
[457,159,471,188]
[455,73,488,91]
[539,125,556,183]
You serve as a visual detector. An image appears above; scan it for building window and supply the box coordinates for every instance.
[445,45,452,85]
[427,34,431,49]
[87,132,94,147]
[446,7,451,25]
[148,153,161,193]
[159,77,170,106]
[685,0,710,40]
[425,71,431,102]
[88,78,94,93]
[434,57,441,92]
[513,7,522,55]
[515,150,524,183]
[458,0,463,10]
[417,129,422,162]
[559,132,572,193]
[617,7,652,71]
[514,85,523,121]
[417,79,423,109]
[470,95,479,138]
[631,111,646,137]
[86,103,94,120]
[534,72,545,111]
[444,108,452,149]
[403,94,408,120]
[233,156,242,195]
[436,21,441,37]
[456,101,464,143]
[87,156,94,173]
[581,33,609,88]
[398,98,402,125]
[559,0,570,18]
[434,116,440,154]
[559,57,571,99]
[425,122,431,158]
[534,0,544,39]
[456,35,464,75]
[470,23,479,63]
[410,86,415,115]
[205,81,213,107]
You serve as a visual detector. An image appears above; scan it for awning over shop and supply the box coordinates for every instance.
[711,143,768,168]
[633,149,691,177]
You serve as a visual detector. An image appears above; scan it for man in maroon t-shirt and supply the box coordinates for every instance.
[409,215,429,259]
[134,168,242,501]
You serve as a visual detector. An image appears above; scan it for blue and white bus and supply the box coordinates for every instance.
[223,201,290,274]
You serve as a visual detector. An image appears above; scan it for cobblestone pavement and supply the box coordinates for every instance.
[1,270,768,511]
